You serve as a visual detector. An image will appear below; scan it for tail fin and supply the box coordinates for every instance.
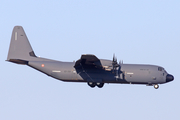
[7,26,37,64]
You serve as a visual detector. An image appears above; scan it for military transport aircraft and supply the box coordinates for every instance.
[7,26,174,89]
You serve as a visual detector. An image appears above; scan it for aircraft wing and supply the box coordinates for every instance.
[74,54,103,69]
[74,54,104,82]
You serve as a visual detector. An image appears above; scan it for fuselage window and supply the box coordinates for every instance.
[158,67,163,71]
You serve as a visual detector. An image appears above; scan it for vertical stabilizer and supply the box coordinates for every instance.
[7,26,36,64]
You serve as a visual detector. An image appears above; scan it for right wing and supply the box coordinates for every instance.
[74,54,103,69]
[74,54,104,82]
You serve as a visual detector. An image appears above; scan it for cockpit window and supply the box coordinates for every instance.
[158,67,163,71]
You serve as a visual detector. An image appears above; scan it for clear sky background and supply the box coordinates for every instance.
[1,0,180,120]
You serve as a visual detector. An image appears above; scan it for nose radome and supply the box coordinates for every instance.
[166,74,174,82]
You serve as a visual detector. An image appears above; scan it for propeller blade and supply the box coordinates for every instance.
[113,54,115,62]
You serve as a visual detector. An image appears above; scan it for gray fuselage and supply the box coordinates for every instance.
[28,58,168,85]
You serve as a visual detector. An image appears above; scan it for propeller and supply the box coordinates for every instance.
[117,61,122,78]
[112,54,118,68]
[112,54,119,71]
[112,54,123,79]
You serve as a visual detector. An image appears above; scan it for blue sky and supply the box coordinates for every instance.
[1,0,180,120]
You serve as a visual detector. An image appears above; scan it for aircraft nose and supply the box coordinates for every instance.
[166,74,174,82]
